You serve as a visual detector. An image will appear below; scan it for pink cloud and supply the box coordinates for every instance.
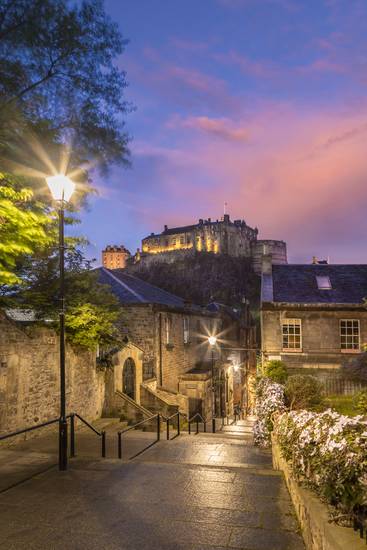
[168,115,249,142]
[132,101,367,263]
[296,58,346,75]
[214,50,281,78]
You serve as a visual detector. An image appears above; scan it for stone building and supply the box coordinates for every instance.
[97,267,255,419]
[102,245,131,269]
[261,256,367,394]
[133,214,287,274]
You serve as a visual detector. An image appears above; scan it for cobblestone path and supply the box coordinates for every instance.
[0,420,305,550]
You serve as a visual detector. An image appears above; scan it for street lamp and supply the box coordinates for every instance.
[46,174,75,471]
[208,335,217,433]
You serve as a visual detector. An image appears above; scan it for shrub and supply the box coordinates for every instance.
[264,360,288,384]
[274,410,367,519]
[253,378,286,447]
[285,374,324,410]
[355,390,367,415]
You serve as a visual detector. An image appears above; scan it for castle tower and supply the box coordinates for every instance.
[102,245,131,270]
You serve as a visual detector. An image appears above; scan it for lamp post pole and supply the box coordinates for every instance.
[46,175,75,472]
[211,348,216,433]
[58,200,68,471]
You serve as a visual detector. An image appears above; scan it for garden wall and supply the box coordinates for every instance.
[272,434,365,550]
[0,313,105,436]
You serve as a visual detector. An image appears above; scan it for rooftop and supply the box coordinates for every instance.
[97,267,187,307]
[143,215,254,240]
[263,264,367,304]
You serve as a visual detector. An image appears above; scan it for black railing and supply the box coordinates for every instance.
[188,413,207,434]
[162,411,184,440]
[0,417,60,442]
[71,413,106,458]
[117,414,160,460]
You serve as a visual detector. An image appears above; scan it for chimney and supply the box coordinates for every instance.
[223,214,230,223]
[262,253,273,276]
[164,225,168,231]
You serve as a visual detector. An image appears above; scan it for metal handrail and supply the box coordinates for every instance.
[117,414,160,459]
[162,411,182,440]
[70,413,106,458]
[0,417,60,442]
[188,412,207,435]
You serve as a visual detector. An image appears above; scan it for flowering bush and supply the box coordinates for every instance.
[274,409,367,517]
[253,378,286,447]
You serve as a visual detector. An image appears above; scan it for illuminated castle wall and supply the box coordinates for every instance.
[142,214,257,256]
[137,214,287,273]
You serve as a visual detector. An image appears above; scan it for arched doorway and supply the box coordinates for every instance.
[122,358,136,399]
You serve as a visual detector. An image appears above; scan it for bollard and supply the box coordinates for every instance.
[177,413,180,436]
[118,431,122,459]
[70,414,75,458]
[166,418,170,440]
[101,431,106,458]
[196,418,199,434]
[188,421,191,435]
[204,421,207,433]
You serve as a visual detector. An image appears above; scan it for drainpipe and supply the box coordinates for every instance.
[159,313,163,387]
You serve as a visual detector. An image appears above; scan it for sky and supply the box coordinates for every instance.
[79,0,367,264]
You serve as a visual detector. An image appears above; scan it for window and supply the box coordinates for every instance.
[340,320,360,351]
[165,316,172,345]
[183,317,190,344]
[180,236,184,245]
[282,319,302,351]
[316,276,332,290]
[172,238,176,246]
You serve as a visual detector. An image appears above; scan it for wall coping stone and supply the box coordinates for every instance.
[271,433,365,550]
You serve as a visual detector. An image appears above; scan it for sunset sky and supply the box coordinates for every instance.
[80,0,367,264]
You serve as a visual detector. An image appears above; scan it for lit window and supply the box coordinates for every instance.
[282,319,302,351]
[183,317,190,343]
[340,320,360,351]
[316,276,332,290]
[172,239,176,246]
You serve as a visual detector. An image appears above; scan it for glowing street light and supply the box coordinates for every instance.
[46,174,75,202]
[46,173,75,471]
[208,335,217,346]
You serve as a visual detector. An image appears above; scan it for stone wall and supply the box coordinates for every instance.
[0,313,105,435]
[121,304,218,393]
[272,434,365,550]
[262,307,367,394]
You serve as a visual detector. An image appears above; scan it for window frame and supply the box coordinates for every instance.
[183,317,190,344]
[281,319,302,352]
[340,319,360,352]
[165,315,172,345]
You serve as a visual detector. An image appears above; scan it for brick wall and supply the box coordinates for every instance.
[0,314,105,435]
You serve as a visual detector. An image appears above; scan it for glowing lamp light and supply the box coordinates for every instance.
[46,174,75,202]
[234,364,240,372]
[208,336,217,346]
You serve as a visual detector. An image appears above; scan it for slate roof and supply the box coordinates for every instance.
[267,264,367,304]
[143,224,200,239]
[97,267,186,307]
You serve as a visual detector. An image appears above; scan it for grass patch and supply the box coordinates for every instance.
[324,394,359,416]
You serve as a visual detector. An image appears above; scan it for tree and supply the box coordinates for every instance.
[2,246,124,350]
[341,352,367,384]
[0,172,53,284]
[263,360,288,384]
[285,375,324,410]
[0,0,131,170]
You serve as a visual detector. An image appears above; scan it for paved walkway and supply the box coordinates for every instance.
[0,420,305,550]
